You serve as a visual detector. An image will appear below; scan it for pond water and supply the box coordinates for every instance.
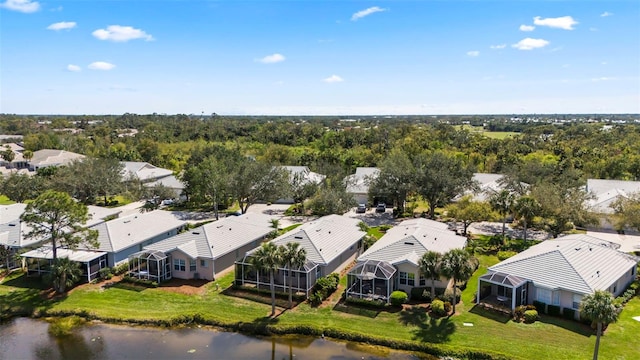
[0,318,431,360]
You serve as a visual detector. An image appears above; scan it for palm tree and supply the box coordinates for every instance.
[489,189,515,241]
[250,242,282,316]
[47,257,82,293]
[514,196,541,242]
[580,290,620,360]
[418,251,442,299]
[279,242,307,308]
[440,249,475,315]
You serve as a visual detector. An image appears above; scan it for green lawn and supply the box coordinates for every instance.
[0,195,16,205]
[2,259,639,359]
[457,125,519,139]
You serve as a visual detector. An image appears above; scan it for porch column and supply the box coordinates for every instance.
[87,262,91,282]
[476,278,480,305]
[511,287,516,311]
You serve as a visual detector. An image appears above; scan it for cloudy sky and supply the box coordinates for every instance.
[1,0,638,115]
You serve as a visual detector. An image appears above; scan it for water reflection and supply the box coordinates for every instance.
[0,318,425,360]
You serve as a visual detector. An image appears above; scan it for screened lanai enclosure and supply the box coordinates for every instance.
[235,254,320,297]
[477,271,529,312]
[127,250,171,283]
[345,259,397,303]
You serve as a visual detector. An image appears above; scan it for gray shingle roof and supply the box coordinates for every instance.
[267,214,366,266]
[359,218,467,264]
[87,210,186,253]
[489,234,638,295]
[145,213,275,259]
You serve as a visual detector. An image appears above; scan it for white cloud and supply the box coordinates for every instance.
[92,25,154,42]
[256,53,285,64]
[0,0,40,13]
[533,16,578,30]
[467,51,480,57]
[67,64,81,72]
[600,11,613,17]
[512,38,550,50]
[591,77,615,82]
[323,75,344,83]
[47,21,77,31]
[519,24,535,32]
[351,6,387,21]
[88,61,115,70]
[490,44,506,49]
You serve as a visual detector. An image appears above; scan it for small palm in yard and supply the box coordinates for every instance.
[46,257,83,293]
[250,242,282,316]
[580,290,620,360]
[419,251,442,299]
[279,242,306,309]
[440,249,474,315]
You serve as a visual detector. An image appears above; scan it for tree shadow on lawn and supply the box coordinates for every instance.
[1,275,66,319]
[468,305,511,324]
[399,307,456,343]
[538,315,593,337]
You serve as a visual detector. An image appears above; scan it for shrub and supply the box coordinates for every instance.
[113,263,129,275]
[345,297,387,309]
[497,251,517,261]
[410,287,431,302]
[390,291,408,306]
[431,299,447,317]
[514,305,526,320]
[308,292,323,307]
[48,316,86,337]
[443,301,452,314]
[547,304,561,317]
[525,304,537,311]
[523,310,538,324]
[121,276,158,288]
[443,287,461,304]
[379,225,392,233]
[308,273,340,307]
[99,267,113,280]
[562,308,576,320]
[533,301,546,314]
[616,288,636,306]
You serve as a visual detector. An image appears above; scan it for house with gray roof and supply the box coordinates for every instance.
[81,210,186,267]
[585,179,640,230]
[28,149,85,171]
[276,166,326,204]
[346,218,467,303]
[235,214,366,297]
[477,234,638,318]
[141,213,275,281]
[121,161,174,183]
[143,175,186,201]
[345,167,380,205]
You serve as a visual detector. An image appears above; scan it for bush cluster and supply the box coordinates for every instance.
[532,300,546,314]
[442,287,461,304]
[344,297,387,309]
[410,287,432,302]
[121,276,158,287]
[390,291,408,306]
[547,304,561,317]
[431,299,447,317]
[562,308,576,321]
[113,263,130,275]
[614,288,636,307]
[523,310,538,324]
[309,273,340,306]
[99,267,113,280]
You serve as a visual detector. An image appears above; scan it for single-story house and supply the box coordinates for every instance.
[0,204,119,270]
[586,179,640,230]
[121,161,174,183]
[139,213,275,282]
[477,234,638,318]
[28,149,85,171]
[346,218,467,303]
[235,214,366,297]
[81,210,187,267]
[345,167,380,205]
[276,166,326,204]
[21,246,108,283]
[0,143,29,170]
[143,175,186,201]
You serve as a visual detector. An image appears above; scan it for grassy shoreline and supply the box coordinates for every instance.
[2,262,639,360]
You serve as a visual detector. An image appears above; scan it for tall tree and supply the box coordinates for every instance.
[307,179,357,216]
[531,182,598,238]
[440,249,475,315]
[418,251,442,298]
[51,158,124,205]
[0,172,45,202]
[610,192,640,232]
[279,242,307,309]
[368,149,415,213]
[580,290,619,360]
[1,146,15,168]
[445,196,493,235]
[288,169,319,214]
[233,161,290,214]
[489,189,516,239]
[250,242,282,317]
[414,152,475,218]
[20,190,98,262]
[513,196,541,242]
[182,156,233,220]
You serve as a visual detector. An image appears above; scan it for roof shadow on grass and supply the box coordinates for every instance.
[538,315,593,337]
[399,307,456,343]
[332,300,381,318]
[468,304,511,324]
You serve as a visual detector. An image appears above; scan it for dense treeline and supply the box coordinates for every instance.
[1,114,640,181]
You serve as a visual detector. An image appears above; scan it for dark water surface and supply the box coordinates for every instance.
[0,318,429,360]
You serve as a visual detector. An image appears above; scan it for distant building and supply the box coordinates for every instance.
[28,149,85,171]
[345,167,380,205]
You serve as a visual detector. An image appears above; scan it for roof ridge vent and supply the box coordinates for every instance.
[192,232,200,235]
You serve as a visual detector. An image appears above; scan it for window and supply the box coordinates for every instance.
[200,259,208,268]
[399,272,407,285]
[572,294,582,309]
[552,291,560,305]
[536,288,551,304]
[190,259,197,272]
[316,266,321,279]
[632,267,636,276]
[407,273,415,286]
[174,259,185,271]
[419,274,426,286]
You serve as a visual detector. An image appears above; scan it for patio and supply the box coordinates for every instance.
[128,250,171,283]
[345,259,396,303]
[477,271,529,312]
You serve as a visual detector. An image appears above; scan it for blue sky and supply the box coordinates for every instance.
[1,0,639,115]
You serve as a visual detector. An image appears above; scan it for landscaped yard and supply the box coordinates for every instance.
[1,255,639,359]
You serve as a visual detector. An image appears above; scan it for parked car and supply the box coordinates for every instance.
[356,203,367,213]
[375,203,386,213]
